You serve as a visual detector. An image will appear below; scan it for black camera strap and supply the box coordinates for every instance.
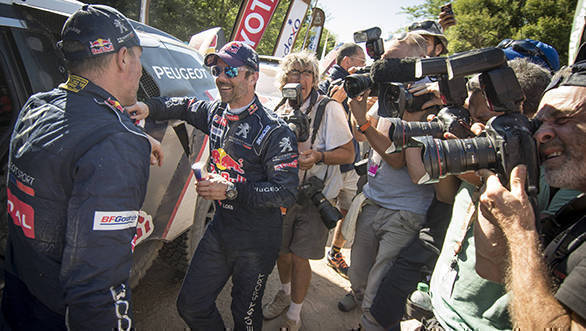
[301,94,335,184]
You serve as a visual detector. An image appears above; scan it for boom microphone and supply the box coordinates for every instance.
[370,57,418,83]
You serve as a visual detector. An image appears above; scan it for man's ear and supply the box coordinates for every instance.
[114,47,129,72]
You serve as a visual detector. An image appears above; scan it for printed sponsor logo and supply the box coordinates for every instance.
[212,114,227,127]
[281,18,302,56]
[279,137,293,153]
[254,186,281,192]
[256,125,271,144]
[233,0,280,48]
[244,273,266,327]
[7,187,35,239]
[152,66,209,81]
[236,123,250,138]
[8,162,35,187]
[93,211,138,231]
[273,159,298,171]
[211,148,245,174]
[60,74,88,93]
[89,38,114,55]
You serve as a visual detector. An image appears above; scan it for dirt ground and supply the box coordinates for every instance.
[132,246,363,330]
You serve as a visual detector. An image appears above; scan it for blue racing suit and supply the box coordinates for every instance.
[144,95,299,330]
[2,74,151,330]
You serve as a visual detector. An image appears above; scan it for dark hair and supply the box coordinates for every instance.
[508,57,552,118]
[336,43,362,65]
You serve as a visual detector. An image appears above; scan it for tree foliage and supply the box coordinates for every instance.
[401,0,578,65]
[82,0,336,58]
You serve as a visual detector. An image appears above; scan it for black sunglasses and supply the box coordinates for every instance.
[408,20,443,35]
[497,39,554,71]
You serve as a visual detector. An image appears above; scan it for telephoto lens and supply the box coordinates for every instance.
[311,192,343,229]
[344,73,376,98]
[411,135,497,184]
[386,118,444,153]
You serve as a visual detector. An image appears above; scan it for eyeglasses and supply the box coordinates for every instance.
[497,39,555,71]
[211,65,243,78]
[288,69,313,79]
[408,20,443,35]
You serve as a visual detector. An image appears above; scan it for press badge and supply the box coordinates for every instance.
[368,151,383,177]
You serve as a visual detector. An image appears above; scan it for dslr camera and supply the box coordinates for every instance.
[279,83,310,142]
[410,48,540,196]
[298,176,343,229]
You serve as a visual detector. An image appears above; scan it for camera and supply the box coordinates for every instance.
[408,48,539,196]
[353,27,384,60]
[385,75,472,153]
[298,176,343,229]
[280,83,310,142]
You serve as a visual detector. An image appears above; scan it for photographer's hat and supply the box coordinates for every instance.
[497,39,560,72]
[408,20,448,54]
[204,41,259,71]
[58,4,140,61]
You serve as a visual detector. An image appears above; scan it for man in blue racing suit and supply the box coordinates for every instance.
[2,5,153,330]
[127,41,299,330]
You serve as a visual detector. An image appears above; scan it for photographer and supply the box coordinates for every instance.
[476,62,586,329]
[337,36,436,325]
[263,51,354,331]
[318,43,367,279]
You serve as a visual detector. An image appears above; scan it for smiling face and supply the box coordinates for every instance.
[533,85,586,191]
[214,59,258,108]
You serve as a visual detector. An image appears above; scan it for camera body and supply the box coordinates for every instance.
[280,83,310,142]
[411,48,539,196]
[298,176,343,229]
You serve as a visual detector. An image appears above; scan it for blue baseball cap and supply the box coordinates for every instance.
[204,41,259,72]
[497,39,560,72]
[58,4,140,61]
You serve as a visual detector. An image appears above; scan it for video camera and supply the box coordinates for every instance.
[279,83,310,142]
[406,48,539,197]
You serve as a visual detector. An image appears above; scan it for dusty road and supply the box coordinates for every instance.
[132,246,362,330]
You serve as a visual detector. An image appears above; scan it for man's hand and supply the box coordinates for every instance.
[439,11,456,31]
[330,84,348,104]
[478,165,536,236]
[348,90,371,125]
[125,101,150,121]
[298,149,321,170]
[146,134,164,167]
[195,173,231,200]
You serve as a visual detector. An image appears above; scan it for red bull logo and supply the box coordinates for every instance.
[211,148,245,174]
[89,38,114,55]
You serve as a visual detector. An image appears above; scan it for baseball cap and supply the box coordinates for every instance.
[497,39,560,72]
[408,20,449,54]
[204,41,259,72]
[58,4,140,61]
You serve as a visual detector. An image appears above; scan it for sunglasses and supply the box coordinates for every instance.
[408,20,443,35]
[211,65,243,78]
[497,39,554,71]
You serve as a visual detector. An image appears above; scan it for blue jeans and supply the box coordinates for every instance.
[177,224,279,331]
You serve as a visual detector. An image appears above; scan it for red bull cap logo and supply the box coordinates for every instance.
[90,38,114,55]
[210,148,245,174]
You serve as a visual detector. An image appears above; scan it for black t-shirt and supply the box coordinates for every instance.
[548,215,586,321]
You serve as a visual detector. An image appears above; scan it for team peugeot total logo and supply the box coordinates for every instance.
[211,148,245,174]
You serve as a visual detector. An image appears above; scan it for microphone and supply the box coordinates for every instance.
[370,57,418,83]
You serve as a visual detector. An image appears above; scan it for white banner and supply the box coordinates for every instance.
[273,0,310,57]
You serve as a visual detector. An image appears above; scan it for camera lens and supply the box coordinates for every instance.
[413,135,497,182]
[387,118,444,152]
[344,73,374,98]
[311,192,343,229]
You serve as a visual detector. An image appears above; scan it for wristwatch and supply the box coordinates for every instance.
[225,182,238,200]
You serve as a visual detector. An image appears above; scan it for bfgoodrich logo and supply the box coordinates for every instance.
[93,211,138,230]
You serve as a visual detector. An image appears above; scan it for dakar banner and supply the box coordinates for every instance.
[306,7,325,53]
[273,0,311,57]
[231,0,281,49]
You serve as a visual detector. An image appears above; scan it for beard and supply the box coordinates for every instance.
[543,143,586,190]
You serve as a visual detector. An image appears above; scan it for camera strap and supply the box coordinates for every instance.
[301,93,335,185]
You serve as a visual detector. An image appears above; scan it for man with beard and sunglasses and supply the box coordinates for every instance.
[126,41,299,330]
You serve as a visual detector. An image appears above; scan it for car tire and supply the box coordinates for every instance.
[129,239,164,288]
[159,197,214,274]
